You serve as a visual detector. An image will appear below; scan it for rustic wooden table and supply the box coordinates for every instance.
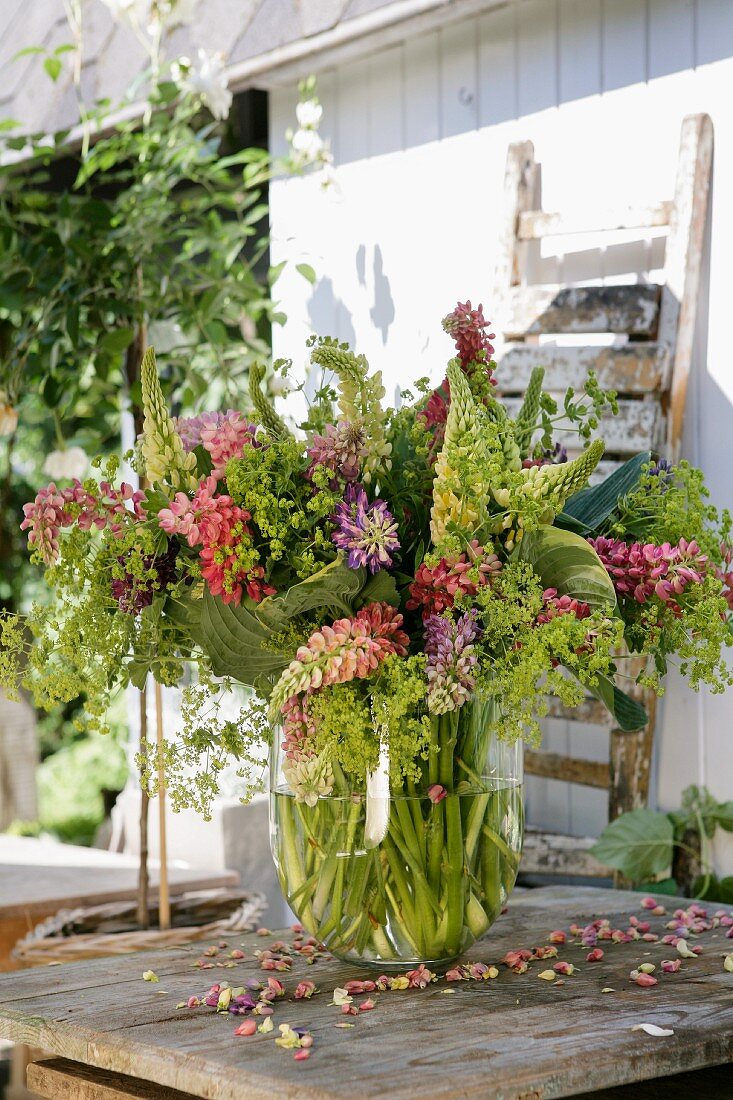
[0,886,731,1100]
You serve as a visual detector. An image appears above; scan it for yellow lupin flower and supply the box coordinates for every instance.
[140,348,197,491]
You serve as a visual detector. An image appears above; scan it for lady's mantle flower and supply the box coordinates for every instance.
[306,421,367,485]
[21,480,145,565]
[589,536,708,612]
[424,610,480,714]
[111,544,178,615]
[407,540,501,619]
[332,485,400,574]
[175,411,259,480]
[269,602,409,720]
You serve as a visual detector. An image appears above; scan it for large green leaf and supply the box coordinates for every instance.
[587,673,648,731]
[563,451,651,532]
[255,556,365,631]
[590,808,674,881]
[197,588,289,685]
[516,526,616,611]
[356,570,400,608]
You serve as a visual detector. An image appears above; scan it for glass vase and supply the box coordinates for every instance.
[268,698,523,969]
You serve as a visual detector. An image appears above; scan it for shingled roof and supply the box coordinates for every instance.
[0,0,498,137]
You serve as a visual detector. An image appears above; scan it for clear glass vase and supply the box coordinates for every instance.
[268,698,524,969]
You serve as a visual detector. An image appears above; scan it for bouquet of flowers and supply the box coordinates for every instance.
[4,301,732,966]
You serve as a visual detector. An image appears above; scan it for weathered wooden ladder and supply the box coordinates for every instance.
[492,113,713,878]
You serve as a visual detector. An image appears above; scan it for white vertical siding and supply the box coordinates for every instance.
[269,0,733,869]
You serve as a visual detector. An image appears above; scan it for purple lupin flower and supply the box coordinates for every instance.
[424,609,480,714]
[331,484,400,574]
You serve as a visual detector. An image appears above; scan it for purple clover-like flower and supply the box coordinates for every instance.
[424,609,480,714]
[110,544,178,615]
[332,485,400,574]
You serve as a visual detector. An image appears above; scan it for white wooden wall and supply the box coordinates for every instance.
[269,0,733,872]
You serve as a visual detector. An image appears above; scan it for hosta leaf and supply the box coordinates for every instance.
[590,809,674,882]
[563,451,651,532]
[516,526,616,611]
[197,588,289,685]
[255,555,365,630]
[356,570,399,608]
[587,673,648,731]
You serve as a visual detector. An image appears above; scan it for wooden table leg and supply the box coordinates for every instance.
[7,1044,40,1100]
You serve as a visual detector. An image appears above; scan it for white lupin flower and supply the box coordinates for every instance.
[177,49,232,121]
[291,128,324,158]
[43,447,89,481]
[100,0,146,26]
[295,99,323,128]
[101,0,197,31]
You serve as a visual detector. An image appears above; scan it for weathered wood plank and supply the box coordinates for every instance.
[501,283,661,337]
[493,140,538,293]
[520,831,613,877]
[28,1058,198,1100]
[0,890,731,1100]
[544,694,612,726]
[659,114,714,458]
[517,201,673,239]
[524,749,610,789]
[502,396,663,454]
[495,343,667,395]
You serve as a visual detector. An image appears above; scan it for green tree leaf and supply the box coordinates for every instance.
[563,451,651,532]
[295,262,316,284]
[516,526,617,611]
[43,57,62,82]
[100,327,135,353]
[590,808,674,881]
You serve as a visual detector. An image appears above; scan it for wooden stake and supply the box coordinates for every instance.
[154,679,170,931]
[137,686,149,931]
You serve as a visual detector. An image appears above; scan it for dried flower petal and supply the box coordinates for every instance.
[586,949,604,963]
[143,970,159,983]
[234,1020,257,1037]
[538,970,556,981]
[724,954,733,973]
[632,1023,674,1037]
[633,973,658,988]
[662,960,681,973]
